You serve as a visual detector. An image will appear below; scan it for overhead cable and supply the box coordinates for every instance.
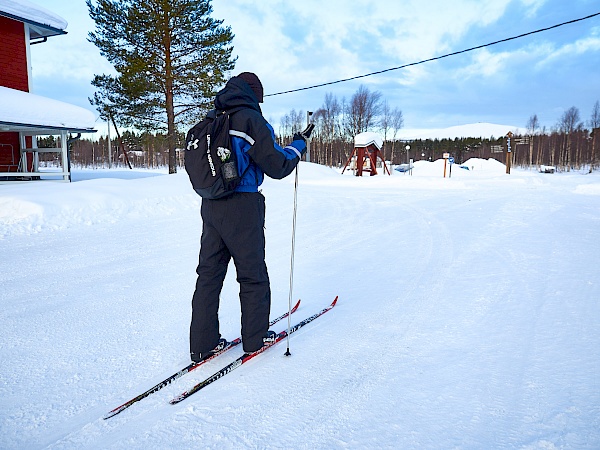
[265,11,600,97]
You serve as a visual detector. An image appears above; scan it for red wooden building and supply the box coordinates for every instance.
[0,1,95,181]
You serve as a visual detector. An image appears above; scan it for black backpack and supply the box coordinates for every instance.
[184,109,243,199]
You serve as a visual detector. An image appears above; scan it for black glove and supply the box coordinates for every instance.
[293,123,315,142]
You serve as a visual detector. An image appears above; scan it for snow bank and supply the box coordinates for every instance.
[0,158,517,238]
[0,169,198,237]
[574,183,600,195]
[397,157,506,178]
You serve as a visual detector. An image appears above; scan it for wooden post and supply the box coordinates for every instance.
[506,131,513,174]
[341,147,357,174]
[368,148,378,176]
[109,113,133,169]
[356,147,365,176]
[60,131,69,181]
[443,152,449,177]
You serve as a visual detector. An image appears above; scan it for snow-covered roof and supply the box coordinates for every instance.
[354,132,383,150]
[0,0,68,38]
[0,86,96,134]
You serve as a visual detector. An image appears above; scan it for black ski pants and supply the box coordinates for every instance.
[190,192,271,354]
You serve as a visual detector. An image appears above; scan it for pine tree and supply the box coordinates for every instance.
[87,0,236,173]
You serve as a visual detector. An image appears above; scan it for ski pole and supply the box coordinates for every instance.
[285,163,299,356]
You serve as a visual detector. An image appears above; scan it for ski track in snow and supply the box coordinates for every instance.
[1,163,599,449]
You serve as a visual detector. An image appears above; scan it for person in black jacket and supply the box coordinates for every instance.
[190,72,313,362]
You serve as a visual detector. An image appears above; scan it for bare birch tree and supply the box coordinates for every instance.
[558,106,581,170]
[389,107,404,166]
[344,85,382,137]
[314,93,342,166]
[526,114,539,168]
[590,100,600,171]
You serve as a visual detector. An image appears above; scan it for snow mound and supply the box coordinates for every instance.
[574,183,600,196]
[0,170,199,237]
[407,158,506,178]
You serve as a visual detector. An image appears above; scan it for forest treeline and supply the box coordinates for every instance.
[43,88,599,173]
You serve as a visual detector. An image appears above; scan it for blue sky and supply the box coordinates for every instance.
[29,0,600,137]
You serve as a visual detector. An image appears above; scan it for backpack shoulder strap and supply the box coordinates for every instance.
[217,106,246,118]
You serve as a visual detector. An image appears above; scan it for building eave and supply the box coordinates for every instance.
[0,11,67,38]
[0,120,96,134]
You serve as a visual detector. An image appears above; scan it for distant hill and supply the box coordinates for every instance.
[398,122,525,140]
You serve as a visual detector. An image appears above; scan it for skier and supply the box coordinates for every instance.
[190,72,313,362]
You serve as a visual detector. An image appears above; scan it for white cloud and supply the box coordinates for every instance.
[22,0,595,133]
[519,0,547,17]
[213,2,383,105]
[455,48,513,79]
[29,0,113,83]
[535,28,600,67]
[213,0,529,99]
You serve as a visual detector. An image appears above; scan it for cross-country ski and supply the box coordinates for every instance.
[104,299,300,419]
[170,296,338,405]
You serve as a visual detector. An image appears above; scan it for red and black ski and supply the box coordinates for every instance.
[170,296,338,405]
[104,299,301,419]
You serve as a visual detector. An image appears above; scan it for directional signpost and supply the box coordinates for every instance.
[443,152,450,177]
[506,131,513,174]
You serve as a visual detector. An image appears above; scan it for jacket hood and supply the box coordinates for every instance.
[214,77,262,113]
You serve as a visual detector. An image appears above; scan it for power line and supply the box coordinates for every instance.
[265,11,600,97]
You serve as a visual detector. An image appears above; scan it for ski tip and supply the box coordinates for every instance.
[170,394,185,405]
[291,298,301,313]
[103,410,118,420]
[103,403,129,420]
[331,296,339,307]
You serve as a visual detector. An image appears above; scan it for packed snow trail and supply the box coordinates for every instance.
[1,162,599,449]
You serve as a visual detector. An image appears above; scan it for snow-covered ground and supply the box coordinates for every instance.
[1,160,599,449]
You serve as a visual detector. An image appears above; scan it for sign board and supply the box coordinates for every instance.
[443,152,450,159]
[448,157,454,165]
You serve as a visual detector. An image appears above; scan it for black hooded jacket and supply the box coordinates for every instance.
[211,76,306,192]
